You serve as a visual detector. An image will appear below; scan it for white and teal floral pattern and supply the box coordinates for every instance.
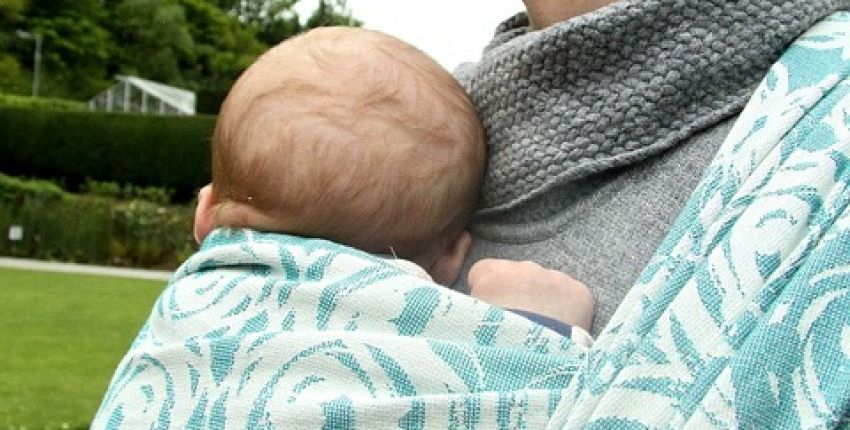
[93,12,850,429]
[547,11,850,429]
[92,228,587,429]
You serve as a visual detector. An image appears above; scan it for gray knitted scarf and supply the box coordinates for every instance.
[462,0,850,214]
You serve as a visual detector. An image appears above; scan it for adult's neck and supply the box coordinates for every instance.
[523,0,617,29]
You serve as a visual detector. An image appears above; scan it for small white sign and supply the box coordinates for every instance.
[8,225,23,241]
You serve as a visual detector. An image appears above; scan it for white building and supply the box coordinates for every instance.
[88,75,196,116]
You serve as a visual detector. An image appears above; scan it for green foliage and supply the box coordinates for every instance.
[0,0,27,22]
[223,0,298,24]
[0,0,29,96]
[112,0,195,84]
[0,268,163,429]
[0,92,86,110]
[305,0,361,29]
[0,54,29,95]
[81,178,174,205]
[79,178,122,199]
[177,0,267,112]
[0,0,363,112]
[0,0,27,35]
[26,0,106,19]
[25,0,114,99]
[256,14,302,46]
[2,193,115,263]
[110,198,195,266]
[0,106,215,201]
[215,0,303,45]
[0,171,65,201]
[0,172,196,269]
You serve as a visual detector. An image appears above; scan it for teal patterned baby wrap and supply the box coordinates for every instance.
[548,12,850,428]
[93,12,850,429]
[92,228,587,429]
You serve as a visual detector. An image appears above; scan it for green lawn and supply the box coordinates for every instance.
[0,267,166,430]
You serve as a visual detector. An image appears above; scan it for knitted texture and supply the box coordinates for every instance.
[464,0,850,213]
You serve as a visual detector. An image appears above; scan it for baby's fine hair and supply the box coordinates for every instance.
[212,27,485,264]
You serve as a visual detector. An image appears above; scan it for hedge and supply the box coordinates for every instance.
[0,107,216,202]
[0,172,196,269]
[0,93,87,111]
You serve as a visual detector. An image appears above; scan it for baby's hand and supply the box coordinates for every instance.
[468,259,594,332]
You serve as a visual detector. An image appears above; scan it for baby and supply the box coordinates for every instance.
[92,27,594,429]
[193,26,594,337]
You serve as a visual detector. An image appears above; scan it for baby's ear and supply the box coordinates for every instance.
[193,184,217,244]
[429,231,472,286]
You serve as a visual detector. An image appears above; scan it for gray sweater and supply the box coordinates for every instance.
[454,0,850,335]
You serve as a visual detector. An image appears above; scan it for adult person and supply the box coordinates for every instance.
[458,0,850,335]
[92,1,850,428]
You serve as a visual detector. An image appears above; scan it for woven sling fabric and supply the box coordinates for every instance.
[92,13,850,429]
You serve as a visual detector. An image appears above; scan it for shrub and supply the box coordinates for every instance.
[0,58,30,96]
[81,179,175,205]
[0,172,195,269]
[0,93,87,111]
[0,172,66,201]
[0,107,215,202]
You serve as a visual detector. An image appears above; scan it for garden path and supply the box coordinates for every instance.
[0,257,172,281]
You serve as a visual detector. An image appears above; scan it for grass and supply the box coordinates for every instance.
[0,267,166,430]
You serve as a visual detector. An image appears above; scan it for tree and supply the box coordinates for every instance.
[182,0,362,111]
[216,0,296,24]
[0,0,29,94]
[0,0,363,107]
[178,0,267,112]
[111,0,195,84]
[211,0,361,46]
[254,6,301,46]
[0,0,26,28]
[211,0,301,45]
[22,0,114,99]
[304,0,361,29]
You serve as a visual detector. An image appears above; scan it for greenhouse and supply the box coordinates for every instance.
[87,75,196,116]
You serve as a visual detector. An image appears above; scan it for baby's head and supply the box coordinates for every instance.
[194,27,485,284]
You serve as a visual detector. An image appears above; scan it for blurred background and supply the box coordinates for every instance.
[0,0,520,428]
